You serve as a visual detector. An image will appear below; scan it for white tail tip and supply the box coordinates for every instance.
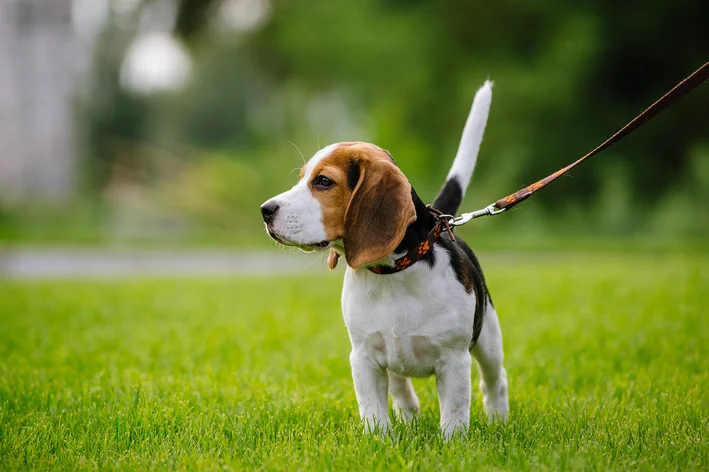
[445,80,493,191]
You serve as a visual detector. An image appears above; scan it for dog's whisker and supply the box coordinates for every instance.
[305,251,323,268]
[287,141,307,166]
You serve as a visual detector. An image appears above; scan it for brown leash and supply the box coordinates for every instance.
[494,61,709,212]
[370,61,709,275]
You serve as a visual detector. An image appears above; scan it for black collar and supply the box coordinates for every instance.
[368,190,449,275]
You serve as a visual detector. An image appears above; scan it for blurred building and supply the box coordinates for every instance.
[0,0,78,202]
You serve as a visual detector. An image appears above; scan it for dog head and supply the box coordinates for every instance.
[261,142,416,269]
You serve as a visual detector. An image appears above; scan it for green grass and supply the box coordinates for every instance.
[1,253,707,470]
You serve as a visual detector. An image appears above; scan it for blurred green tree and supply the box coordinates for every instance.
[79,0,709,241]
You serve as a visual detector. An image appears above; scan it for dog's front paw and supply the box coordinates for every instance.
[362,416,391,437]
[441,420,468,441]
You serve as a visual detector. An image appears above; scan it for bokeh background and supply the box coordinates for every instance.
[1,3,708,468]
[1,0,708,253]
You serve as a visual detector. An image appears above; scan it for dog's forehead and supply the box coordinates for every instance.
[299,142,391,180]
[299,143,339,179]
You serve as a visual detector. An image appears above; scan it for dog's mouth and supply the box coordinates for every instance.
[266,228,330,252]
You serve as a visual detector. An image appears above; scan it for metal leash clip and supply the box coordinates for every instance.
[450,203,506,227]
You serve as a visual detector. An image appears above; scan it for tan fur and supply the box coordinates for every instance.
[343,159,416,268]
[304,142,416,270]
[307,147,356,241]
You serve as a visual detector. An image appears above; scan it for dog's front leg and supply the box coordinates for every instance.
[350,350,390,435]
[436,351,472,440]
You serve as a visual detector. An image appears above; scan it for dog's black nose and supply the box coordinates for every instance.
[260,201,279,223]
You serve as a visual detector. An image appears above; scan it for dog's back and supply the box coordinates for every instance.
[433,80,493,347]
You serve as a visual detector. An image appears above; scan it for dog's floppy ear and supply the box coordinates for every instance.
[343,159,416,269]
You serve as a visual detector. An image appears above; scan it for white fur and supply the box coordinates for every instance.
[262,144,338,248]
[446,81,493,192]
[342,246,508,438]
[262,83,508,439]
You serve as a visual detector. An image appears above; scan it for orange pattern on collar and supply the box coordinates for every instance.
[367,209,448,275]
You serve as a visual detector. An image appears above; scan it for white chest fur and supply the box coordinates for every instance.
[341,246,476,378]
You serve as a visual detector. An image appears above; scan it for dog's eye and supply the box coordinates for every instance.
[313,175,334,188]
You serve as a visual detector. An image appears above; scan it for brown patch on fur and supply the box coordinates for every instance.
[342,156,416,268]
[454,259,474,294]
[306,142,416,269]
[307,146,359,241]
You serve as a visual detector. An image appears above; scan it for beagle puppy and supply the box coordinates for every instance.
[261,82,507,438]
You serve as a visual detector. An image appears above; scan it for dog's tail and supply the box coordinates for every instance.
[431,81,492,216]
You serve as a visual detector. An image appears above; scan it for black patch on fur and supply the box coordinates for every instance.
[392,188,436,268]
[438,234,475,294]
[382,182,489,346]
[438,234,490,348]
[394,184,492,349]
[346,160,360,191]
[457,239,489,347]
[456,237,493,308]
[431,177,463,216]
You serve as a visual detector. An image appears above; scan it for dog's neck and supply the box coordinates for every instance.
[334,188,438,271]
[392,188,437,258]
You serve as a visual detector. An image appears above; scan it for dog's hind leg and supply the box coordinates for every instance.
[387,371,420,421]
[471,303,509,422]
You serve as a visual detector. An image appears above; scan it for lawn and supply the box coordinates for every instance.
[0,253,707,471]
